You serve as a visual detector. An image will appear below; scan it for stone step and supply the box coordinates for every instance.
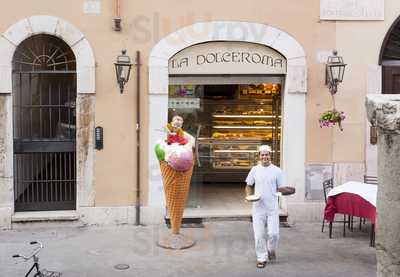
[11,210,83,230]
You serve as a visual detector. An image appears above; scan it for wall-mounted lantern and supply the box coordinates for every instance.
[325,50,347,94]
[114,49,132,93]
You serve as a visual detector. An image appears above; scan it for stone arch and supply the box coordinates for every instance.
[0,16,95,225]
[0,15,95,94]
[147,21,307,208]
[379,15,400,65]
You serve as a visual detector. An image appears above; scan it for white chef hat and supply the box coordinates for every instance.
[259,145,271,153]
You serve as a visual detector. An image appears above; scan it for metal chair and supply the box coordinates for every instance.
[364,175,378,185]
[363,175,377,245]
[322,178,333,204]
[321,178,347,238]
[322,178,333,233]
[360,175,377,229]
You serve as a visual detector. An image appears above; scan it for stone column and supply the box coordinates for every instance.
[76,94,95,208]
[0,94,13,229]
[366,95,400,277]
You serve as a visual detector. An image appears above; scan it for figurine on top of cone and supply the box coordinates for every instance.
[155,115,195,172]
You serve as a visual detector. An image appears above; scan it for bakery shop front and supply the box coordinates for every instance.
[168,41,286,216]
[148,21,307,220]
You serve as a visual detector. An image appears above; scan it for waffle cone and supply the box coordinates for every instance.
[159,161,193,234]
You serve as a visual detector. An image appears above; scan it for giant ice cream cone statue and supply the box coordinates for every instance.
[159,161,193,234]
[155,115,196,249]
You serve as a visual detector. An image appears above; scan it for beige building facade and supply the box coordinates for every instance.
[0,0,398,229]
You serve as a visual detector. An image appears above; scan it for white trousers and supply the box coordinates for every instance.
[252,212,279,262]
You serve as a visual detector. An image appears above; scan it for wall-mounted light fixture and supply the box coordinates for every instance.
[114,49,132,93]
[325,50,347,94]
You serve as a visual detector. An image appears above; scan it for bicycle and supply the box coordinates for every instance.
[12,241,62,277]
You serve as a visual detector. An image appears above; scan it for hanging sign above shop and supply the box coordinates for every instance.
[169,42,287,75]
[320,0,384,21]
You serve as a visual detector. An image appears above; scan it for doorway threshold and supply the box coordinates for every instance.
[183,207,252,221]
[175,208,288,223]
[164,208,252,227]
[12,210,79,223]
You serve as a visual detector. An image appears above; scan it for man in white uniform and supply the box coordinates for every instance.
[245,145,283,268]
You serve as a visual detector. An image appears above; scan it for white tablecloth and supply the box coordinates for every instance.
[327,181,377,207]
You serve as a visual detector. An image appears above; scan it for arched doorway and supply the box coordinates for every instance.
[147,21,307,218]
[0,15,95,228]
[380,16,400,93]
[12,34,77,211]
[167,41,285,211]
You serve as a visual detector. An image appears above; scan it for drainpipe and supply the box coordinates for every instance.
[135,51,142,225]
[114,0,122,31]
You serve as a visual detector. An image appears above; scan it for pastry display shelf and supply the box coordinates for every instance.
[212,126,280,129]
[212,115,281,118]
[214,149,258,153]
[213,149,280,153]
[197,138,270,143]
[203,136,276,141]
[202,99,273,105]
[213,165,252,169]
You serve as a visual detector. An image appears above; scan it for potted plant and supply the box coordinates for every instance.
[319,109,346,131]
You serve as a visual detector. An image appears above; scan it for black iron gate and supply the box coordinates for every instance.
[12,35,77,211]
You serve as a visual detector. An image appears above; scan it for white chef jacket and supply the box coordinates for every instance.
[246,164,283,216]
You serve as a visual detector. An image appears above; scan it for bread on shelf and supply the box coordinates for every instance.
[233,160,250,166]
[253,120,269,126]
[215,161,233,167]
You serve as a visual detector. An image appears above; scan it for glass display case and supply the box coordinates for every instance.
[196,139,260,169]
[168,83,282,183]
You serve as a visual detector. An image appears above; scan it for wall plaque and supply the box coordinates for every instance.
[320,0,384,21]
[83,0,101,14]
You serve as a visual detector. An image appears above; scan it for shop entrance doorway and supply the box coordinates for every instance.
[166,41,287,217]
[168,79,283,215]
[149,22,307,221]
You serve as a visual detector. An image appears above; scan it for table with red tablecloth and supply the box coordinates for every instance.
[323,182,377,246]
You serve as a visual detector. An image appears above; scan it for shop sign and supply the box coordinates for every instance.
[169,42,287,75]
[169,98,200,109]
[320,0,384,21]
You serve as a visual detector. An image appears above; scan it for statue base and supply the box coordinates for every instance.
[157,233,196,250]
